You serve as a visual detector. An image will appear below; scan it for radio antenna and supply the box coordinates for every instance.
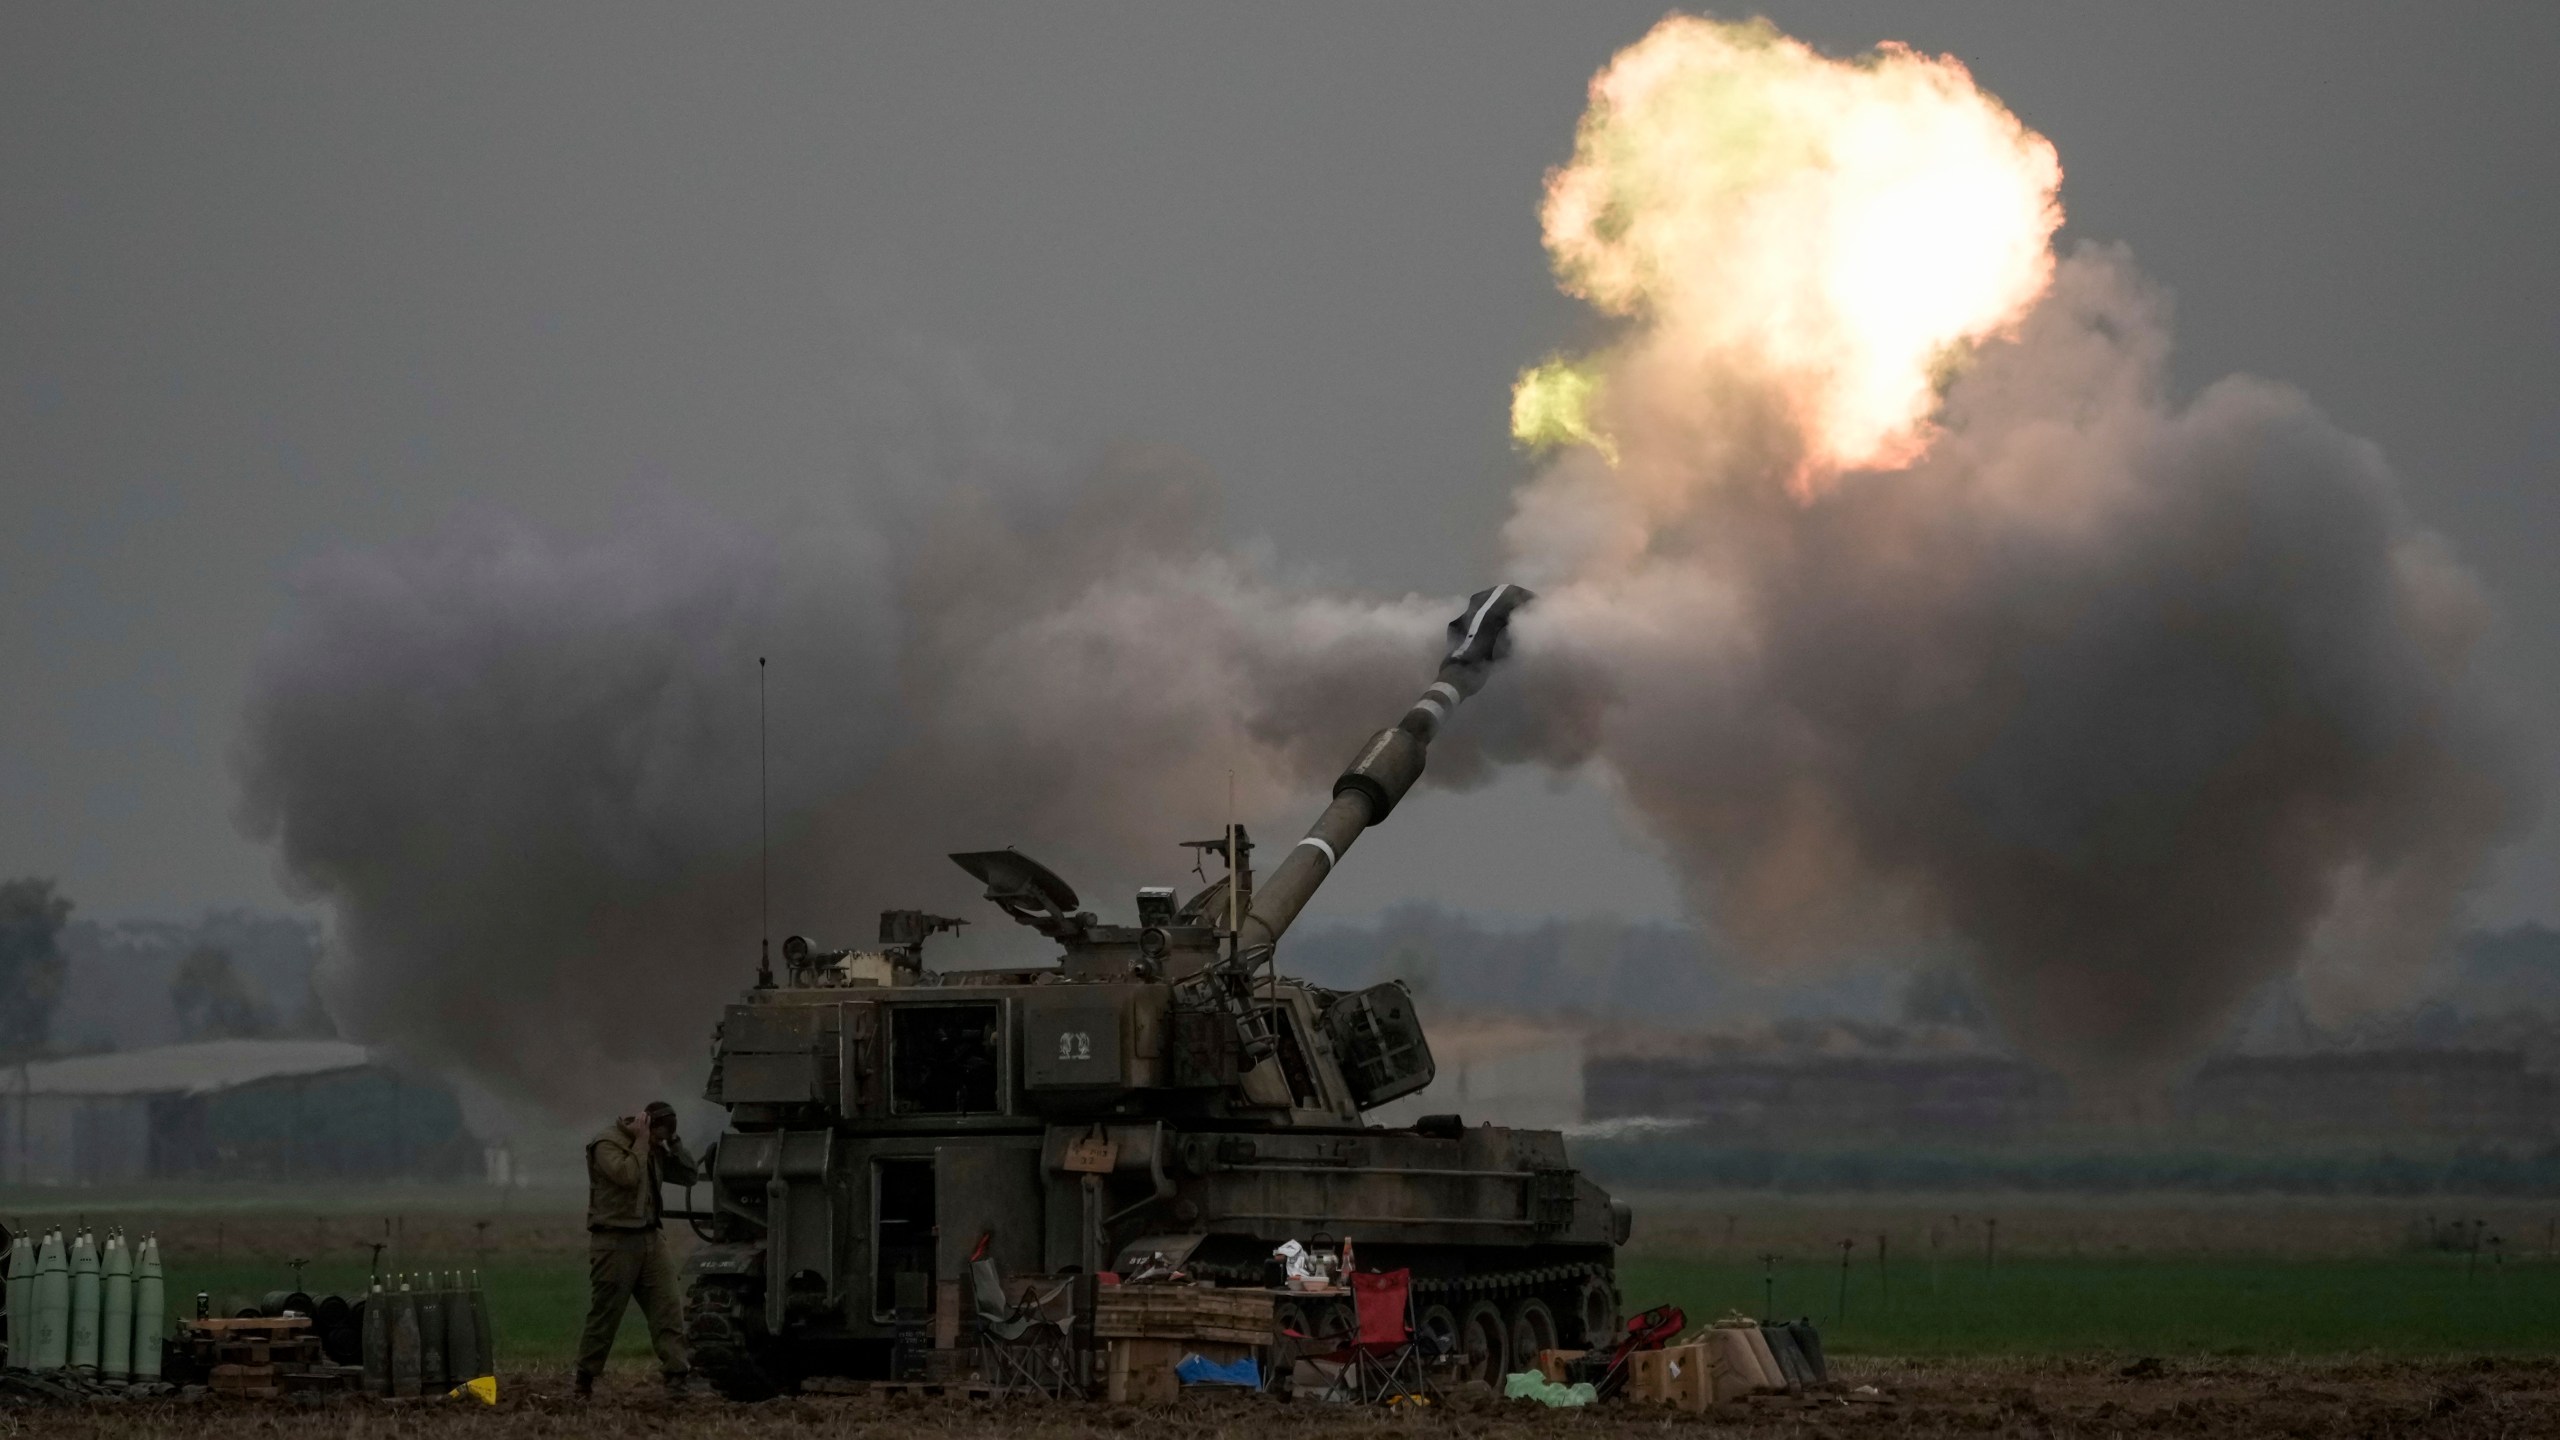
[757,655,773,990]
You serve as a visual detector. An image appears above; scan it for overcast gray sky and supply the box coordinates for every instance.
[4,3,2553,933]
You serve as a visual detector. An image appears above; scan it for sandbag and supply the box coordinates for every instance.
[1760,1321,1813,1390]
[1742,1325,1786,1393]
[1782,1320,1829,1384]
[1695,1330,1756,1403]
[1706,1323,1776,1394]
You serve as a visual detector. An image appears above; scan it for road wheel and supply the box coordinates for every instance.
[1455,1299,1508,1386]
[683,1277,794,1401]
[1571,1275,1620,1349]
[1507,1296,1559,1373]
[1309,1297,1355,1348]
[1416,1303,1460,1362]
[1273,1300,1315,1343]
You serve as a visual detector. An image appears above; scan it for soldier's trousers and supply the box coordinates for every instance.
[577,1228,688,1379]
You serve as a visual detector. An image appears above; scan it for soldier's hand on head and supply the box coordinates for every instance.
[620,1112,650,1144]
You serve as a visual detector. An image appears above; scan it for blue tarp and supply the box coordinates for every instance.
[1176,1352,1263,1388]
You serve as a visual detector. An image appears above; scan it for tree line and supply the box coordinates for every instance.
[0,877,329,1060]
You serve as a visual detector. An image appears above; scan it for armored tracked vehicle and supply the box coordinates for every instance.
[680,585,1629,1398]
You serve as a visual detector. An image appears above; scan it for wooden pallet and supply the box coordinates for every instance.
[1094,1286,1275,1346]
[189,1316,357,1399]
[214,1337,326,1365]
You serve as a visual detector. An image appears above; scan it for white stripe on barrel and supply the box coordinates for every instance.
[1448,583,1514,658]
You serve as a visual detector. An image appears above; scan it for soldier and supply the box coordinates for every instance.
[574,1100,701,1397]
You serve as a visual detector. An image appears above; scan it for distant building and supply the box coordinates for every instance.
[0,1039,474,1185]
[1582,1039,2560,1145]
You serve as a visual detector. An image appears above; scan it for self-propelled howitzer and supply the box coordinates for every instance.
[680,585,1629,1398]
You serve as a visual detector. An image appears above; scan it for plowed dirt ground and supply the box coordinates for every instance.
[15,1357,2560,1438]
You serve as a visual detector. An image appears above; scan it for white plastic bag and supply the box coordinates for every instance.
[1271,1239,1319,1282]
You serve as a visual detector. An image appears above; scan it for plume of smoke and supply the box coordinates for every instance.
[236,429,1445,1115]
[236,14,2525,1110]
[234,506,869,1110]
[1496,17,2524,1078]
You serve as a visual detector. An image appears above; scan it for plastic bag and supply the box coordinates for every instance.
[1504,1371,1598,1407]
[1271,1240,1319,1282]
[1177,1352,1262,1388]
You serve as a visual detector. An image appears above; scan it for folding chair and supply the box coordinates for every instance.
[1316,1268,1433,1404]
[970,1256,1077,1398]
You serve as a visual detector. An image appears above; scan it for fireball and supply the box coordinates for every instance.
[1518,16,2064,494]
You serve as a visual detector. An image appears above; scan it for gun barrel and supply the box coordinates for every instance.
[1235,583,1531,958]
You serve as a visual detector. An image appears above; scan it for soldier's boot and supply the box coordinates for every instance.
[572,1370,596,1400]
[663,1369,711,1399]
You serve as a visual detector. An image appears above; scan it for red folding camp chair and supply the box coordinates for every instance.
[1316,1268,1433,1404]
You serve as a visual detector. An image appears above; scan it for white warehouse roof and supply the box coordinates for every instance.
[0,1039,374,1098]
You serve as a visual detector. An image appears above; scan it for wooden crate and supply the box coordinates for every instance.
[190,1317,311,1334]
[1666,1345,1716,1412]
[1093,1286,1273,1346]
[1630,1343,1719,1409]
[1104,1337,1255,1405]
[1535,1348,1587,1384]
[1628,1346,1672,1403]
[216,1335,324,1366]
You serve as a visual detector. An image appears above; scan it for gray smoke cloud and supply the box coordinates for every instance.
[1491,249,2526,1078]
[234,395,1447,1114]
[236,51,2529,1114]
[235,251,2525,1109]
[235,249,2525,1110]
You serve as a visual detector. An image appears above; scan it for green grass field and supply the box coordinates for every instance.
[1620,1253,2560,1357]
[27,1186,2555,1371]
[159,1251,2560,1372]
